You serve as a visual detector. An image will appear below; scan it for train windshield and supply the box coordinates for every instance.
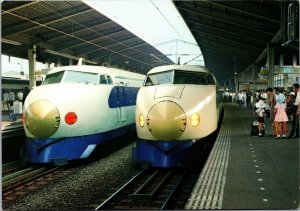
[173,71,215,85]
[145,70,173,86]
[63,70,98,84]
[43,70,99,85]
[144,70,215,86]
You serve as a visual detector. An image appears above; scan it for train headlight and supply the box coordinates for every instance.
[139,114,145,127]
[191,113,200,127]
[65,112,77,125]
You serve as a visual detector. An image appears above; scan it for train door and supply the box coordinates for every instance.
[117,82,127,122]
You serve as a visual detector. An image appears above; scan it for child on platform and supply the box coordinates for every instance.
[255,95,266,137]
[274,93,289,139]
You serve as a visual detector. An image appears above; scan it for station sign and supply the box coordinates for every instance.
[274,66,300,74]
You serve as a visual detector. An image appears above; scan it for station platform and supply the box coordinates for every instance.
[2,110,23,131]
[185,103,299,209]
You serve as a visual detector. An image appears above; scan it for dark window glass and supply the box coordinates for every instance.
[206,74,215,85]
[174,71,215,85]
[100,74,113,84]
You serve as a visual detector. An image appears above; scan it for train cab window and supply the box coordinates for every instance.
[173,71,215,85]
[145,71,173,86]
[42,71,65,85]
[63,70,98,84]
[99,75,113,84]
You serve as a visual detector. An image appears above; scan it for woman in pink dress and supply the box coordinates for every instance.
[274,93,289,139]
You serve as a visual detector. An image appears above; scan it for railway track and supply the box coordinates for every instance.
[95,168,201,210]
[95,123,220,210]
[2,160,63,203]
[2,122,25,139]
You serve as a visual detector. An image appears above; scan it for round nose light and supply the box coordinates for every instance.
[24,100,60,138]
[65,112,77,125]
[147,101,186,140]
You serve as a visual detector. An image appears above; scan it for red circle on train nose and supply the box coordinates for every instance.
[65,112,77,125]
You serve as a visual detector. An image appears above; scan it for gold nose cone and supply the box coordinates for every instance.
[147,101,186,140]
[24,100,60,138]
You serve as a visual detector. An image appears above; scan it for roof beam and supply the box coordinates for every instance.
[56,27,126,51]
[176,4,278,35]
[201,0,280,24]
[2,5,93,37]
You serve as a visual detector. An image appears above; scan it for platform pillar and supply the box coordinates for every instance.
[28,45,36,90]
[252,64,258,92]
[267,44,275,88]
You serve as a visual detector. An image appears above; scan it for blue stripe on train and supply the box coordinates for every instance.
[22,124,135,163]
[132,139,201,168]
[108,86,140,108]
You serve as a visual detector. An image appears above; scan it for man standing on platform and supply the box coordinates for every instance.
[288,83,300,139]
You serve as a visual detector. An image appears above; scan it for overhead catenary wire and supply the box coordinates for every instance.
[183,53,203,65]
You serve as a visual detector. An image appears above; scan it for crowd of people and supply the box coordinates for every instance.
[223,83,300,139]
[2,87,30,111]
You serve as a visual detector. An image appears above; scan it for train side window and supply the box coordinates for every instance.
[106,75,113,84]
[99,75,113,84]
[100,75,108,84]
[145,76,154,86]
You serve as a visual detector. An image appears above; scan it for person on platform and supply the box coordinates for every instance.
[288,83,300,139]
[8,90,15,109]
[3,90,10,110]
[274,92,289,139]
[255,94,266,137]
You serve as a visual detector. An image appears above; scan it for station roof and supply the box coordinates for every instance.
[2,1,299,82]
[174,1,291,81]
[1,1,173,75]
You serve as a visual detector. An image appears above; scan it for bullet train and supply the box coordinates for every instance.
[132,65,223,168]
[22,64,144,165]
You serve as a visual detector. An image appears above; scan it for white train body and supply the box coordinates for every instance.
[136,65,219,141]
[133,65,222,167]
[23,65,145,164]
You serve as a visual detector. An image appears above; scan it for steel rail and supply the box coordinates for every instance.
[95,169,146,210]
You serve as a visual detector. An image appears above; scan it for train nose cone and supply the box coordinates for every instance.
[24,100,60,138]
[147,101,186,140]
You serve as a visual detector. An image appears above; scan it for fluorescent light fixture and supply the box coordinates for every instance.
[85,0,204,66]
[2,38,22,46]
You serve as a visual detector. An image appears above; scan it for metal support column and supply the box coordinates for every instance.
[28,45,36,90]
[252,64,258,93]
[267,43,275,87]
[235,74,239,94]
[57,57,62,67]
[242,72,245,90]
[293,54,298,66]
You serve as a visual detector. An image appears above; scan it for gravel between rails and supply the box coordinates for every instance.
[3,142,141,210]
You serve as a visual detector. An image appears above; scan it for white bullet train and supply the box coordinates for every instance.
[132,65,223,168]
[22,64,144,165]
